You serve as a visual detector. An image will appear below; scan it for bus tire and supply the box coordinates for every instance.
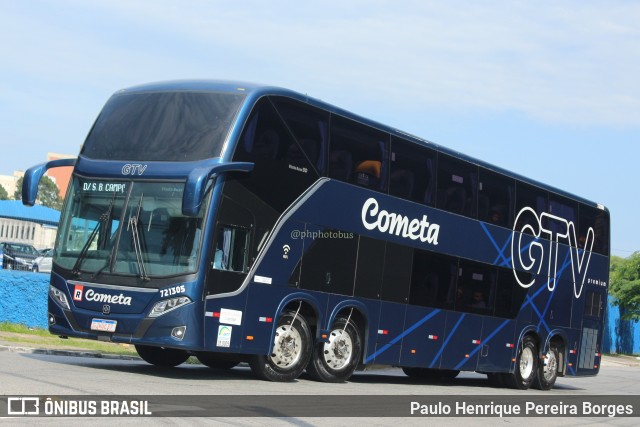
[249,310,312,382]
[533,343,559,390]
[135,345,190,367]
[505,335,538,389]
[195,352,239,370]
[307,316,362,383]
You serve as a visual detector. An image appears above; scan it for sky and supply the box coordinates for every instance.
[1,0,638,257]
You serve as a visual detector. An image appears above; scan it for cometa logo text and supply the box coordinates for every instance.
[85,289,132,306]
[361,197,440,245]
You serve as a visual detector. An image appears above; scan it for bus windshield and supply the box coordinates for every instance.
[81,91,245,161]
[55,177,209,279]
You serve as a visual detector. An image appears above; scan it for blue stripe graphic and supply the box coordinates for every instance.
[454,318,511,370]
[364,309,441,364]
[429,313,466,368]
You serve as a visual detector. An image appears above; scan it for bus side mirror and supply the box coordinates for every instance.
[182,160,254,217]
[22,158,76,206]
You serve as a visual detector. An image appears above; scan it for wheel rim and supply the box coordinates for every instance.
[519,346,535,379]
[542,350,557,382]
[270,324,303,369]
[322,328,353,371]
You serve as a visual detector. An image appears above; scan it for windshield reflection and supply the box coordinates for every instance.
[56,178,208,278]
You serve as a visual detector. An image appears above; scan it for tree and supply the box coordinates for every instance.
[0,184,8,200]
[609,252,640,321]
[13,175,63,210]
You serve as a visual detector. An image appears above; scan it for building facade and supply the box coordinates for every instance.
[0,200,60,250]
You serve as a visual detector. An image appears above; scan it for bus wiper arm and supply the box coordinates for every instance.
[127,193,149,281]
[71,193,115,277]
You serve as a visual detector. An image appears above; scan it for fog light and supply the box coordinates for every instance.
[49,313,56,325]
[171,326,186,340]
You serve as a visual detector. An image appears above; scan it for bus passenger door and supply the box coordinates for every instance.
[203,194,254,352]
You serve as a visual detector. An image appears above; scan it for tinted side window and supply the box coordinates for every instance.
[271,97,329,176]
[354,236,386,300]
[585,291,602,317]
[547,196,577,240]
[478,169,514,227]
[381,243,412,303]
[299,229,358,296]
[579,205,610,255]
[494,268,529,318]
[390,137,437,205]
[409,250,457,309]
[436,154,478,218]
[212,226,250,273]
[233,97,318,212]
[329,116,389,192]
[456,260,496,315]
[515,183,548,235]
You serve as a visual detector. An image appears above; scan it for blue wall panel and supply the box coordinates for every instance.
[0,271,49,329]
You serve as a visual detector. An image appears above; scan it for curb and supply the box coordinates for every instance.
[0,344,140,360]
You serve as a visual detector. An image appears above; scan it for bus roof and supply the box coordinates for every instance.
[117,80,607,212]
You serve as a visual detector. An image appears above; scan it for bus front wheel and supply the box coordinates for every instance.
[135,345,190,367]
[249,310,312,382]
[307,316,362,383]
[505,336,538,389]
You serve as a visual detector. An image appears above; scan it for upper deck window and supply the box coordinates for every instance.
[82,91,245,161]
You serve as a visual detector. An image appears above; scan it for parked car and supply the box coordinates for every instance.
[0,242,40,271]
[32,249,53,273]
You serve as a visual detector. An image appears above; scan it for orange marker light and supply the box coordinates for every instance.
[246,336,254,341]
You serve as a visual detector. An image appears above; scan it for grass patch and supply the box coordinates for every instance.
[0,322,50,336]
[0,322,137,356]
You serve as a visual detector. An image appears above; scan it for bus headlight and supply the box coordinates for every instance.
[49,286,70,310]
[148,296,191,318]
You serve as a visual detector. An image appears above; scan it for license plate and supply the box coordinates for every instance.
[90,319,117,332]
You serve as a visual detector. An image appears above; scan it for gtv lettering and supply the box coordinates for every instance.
[511,207,594,298]
[361,197,440,245]
[122,164,148,175]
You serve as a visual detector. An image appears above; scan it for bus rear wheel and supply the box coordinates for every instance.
[135,345,190,367]
[195,352,239,370]
[533,344,559,390]
[249,310,312,382]
[307,316,362,383]
[505,336,538,389]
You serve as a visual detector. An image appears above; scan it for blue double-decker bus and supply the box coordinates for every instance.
[22,81,610,389]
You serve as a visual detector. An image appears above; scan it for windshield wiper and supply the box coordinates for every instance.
[127,193,149,281]
[71,193,116,277]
